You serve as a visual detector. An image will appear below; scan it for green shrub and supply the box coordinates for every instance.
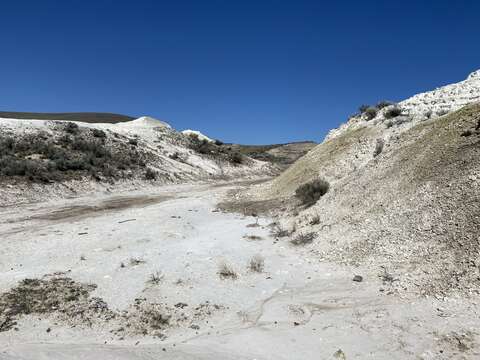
[91,129,106,138]
[376,100,393,109]
[228,152,243,165]
[384,106,402,119]
[364,107,378,120]
[64,122,79,134]
[295,179,330,206]
[145,168,158,180]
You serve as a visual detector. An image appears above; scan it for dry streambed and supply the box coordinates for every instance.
[0,183,479,359]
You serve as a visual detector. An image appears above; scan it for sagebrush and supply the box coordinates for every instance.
[295,179,330,206]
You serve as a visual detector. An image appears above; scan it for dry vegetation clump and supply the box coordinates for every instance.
[0,276,112,332]
[243,234,263,241]
[270,222,295,238]
[373,138,385,157]
[129,257,146,266]
[249,255,265,273]
[290,232,316,246]
[117,299,223,338]
[309,214,320,225]
[295,178,330,207]
[147,271,164,285]
[217,262,238,279]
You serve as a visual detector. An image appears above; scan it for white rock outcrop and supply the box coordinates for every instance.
[181,129,215,143]
[326,69,480,141]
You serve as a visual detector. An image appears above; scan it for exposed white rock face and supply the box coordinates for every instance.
[181,129,215,143]
[116,116,171,129]
[326,69,480,141]
[400,69,480,119]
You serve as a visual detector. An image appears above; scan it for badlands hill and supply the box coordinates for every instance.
[245,70,480,296]
[0,115,274,206]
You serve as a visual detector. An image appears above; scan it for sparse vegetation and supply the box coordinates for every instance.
[373,138,385,157]
[376,100,393,109]
[218,262,238,279]
[290,232,316,246]
[145,167,158,180]
[0,276,110,332]
[129,258,146,266]
[384,106,402,119]
[187,134,244,165]
[0,125,148,183]
[364,107,378,120]
[271,225,292,238]
[309,214,320,225]
[91,128,107,138]
[64,122,79,134]
[249,255,265,272]
[243,234,263,241]
[295,178,330,206]
[147,271,164,285]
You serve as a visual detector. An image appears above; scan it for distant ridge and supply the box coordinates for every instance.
[0,112,136,124]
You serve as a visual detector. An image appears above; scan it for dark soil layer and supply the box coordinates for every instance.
[0,112,135,124]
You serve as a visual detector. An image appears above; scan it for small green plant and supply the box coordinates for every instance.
[295,179,330,207]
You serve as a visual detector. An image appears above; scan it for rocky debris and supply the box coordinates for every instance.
[0,275,224,339]
[0,276,114,332]
[116,298,223,338]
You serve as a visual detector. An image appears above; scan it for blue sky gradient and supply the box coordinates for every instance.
[1,0,479,144]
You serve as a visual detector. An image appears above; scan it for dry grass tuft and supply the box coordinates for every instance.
[290,232,316,246]
[248,255,265,273]
[218,262,238,280]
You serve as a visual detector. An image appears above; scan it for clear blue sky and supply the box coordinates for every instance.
[1,1,479,144]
